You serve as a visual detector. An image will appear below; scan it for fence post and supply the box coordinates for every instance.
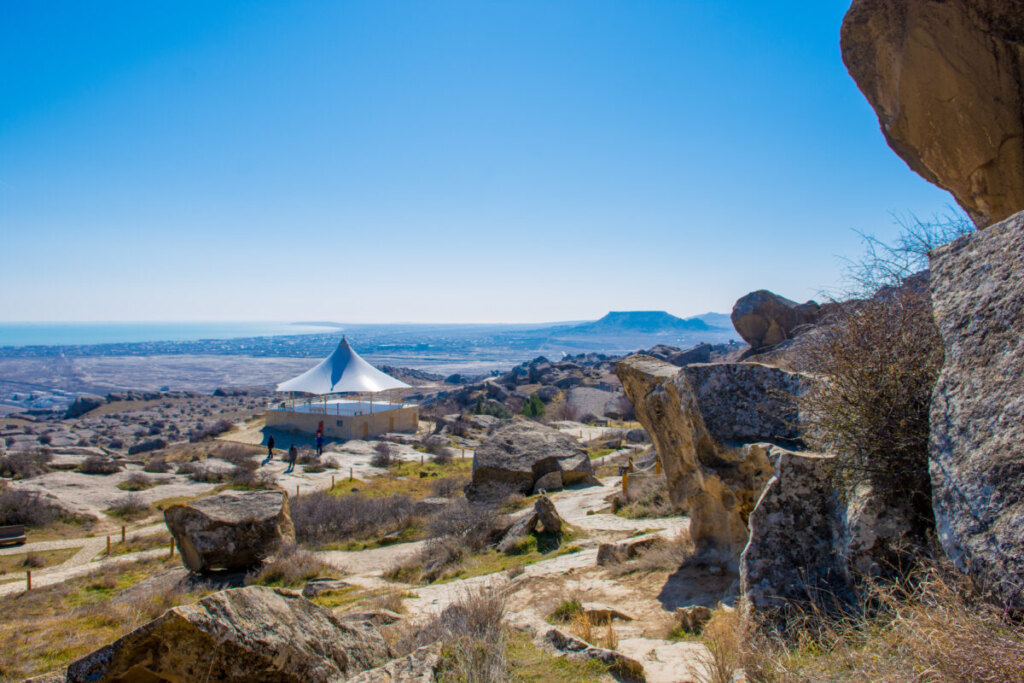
[26,570,31,591]
[121,526,126,543]
[331,475,335,489]
[106,535,111,555]
[349,467,353,482]
[656,459,661,475]
[621,471,628,497]
[169,539,175,558]
[296,485,299,499]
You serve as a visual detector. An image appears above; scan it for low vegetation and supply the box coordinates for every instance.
[106,492,150,521]
[78,455,121,475]
[290,490,417,548]
[602,531,693,577]
[0,487,75,527]
[610,475,675,519]
[0,449,52,479]
[245,545,341,588]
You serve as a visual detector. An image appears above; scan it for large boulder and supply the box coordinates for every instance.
[731,290,821,352]
[67,586,391,682]
[682,362,809,445]
[469,418,597,498]
[741,447,928,621]
[164,490,295,573]
[841,0,1024,227]
[928,210,1024,607]
[616,356,775,565]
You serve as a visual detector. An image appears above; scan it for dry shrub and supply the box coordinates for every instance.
[0,449,52,479]
[216,443,260,470]
[79,455,121,475]
[696,606,743,683]
[605,530,694,577]
[291,491,415,546]
[127,438,166,455]
[246,545,337,588]
[387,500,498,584]
[431,475,468,498]
[392,587,509,681]
[118,472,154,491]
[747,567,1024,682]
[143,458,171,473]
[108,493,148,519]
[21,552,45,568]
[187,418,233,442]
[0,488,63,526]
[371,441,394,468]
[611,475,676,518]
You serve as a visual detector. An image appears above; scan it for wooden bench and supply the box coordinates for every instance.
[0,525,26,546]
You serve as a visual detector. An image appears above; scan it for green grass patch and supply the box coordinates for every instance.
[331,458,472,500]
[506,630,610,681]
[0,547,78,575]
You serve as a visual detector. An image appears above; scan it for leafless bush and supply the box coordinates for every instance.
[391,587,508,681]
[605,530,694,577]
[127,438,166,455]
[0,449,53,479]
[291,491,415,546]
[20,552,46,568]
[426,499,496,552]
[431,476,468,498]
[118,472,154,491]
[431,448,454,465]
[228,468,276,490]
[216,444,260,471]
[187,419,233,442]
[420,435,451,458]
[143,458,171,473]
[108,493,148,518]
[0,488,62,526]
[246,544,336,588]
[79,455,122,475]
[371,441,394,468]
[611,475,676,518]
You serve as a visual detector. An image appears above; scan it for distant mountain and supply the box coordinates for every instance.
[567,311,716,335]
[687,312,733,331]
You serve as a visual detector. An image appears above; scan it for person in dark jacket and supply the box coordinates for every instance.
[263,435,276,465]
[286,444,298,473]
[315,433,324,457]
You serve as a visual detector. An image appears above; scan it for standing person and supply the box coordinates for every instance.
[316,433,324,457]
[263,435,276,466]
[286,444,298,473]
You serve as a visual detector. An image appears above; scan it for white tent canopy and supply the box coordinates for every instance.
[275,338,411,395]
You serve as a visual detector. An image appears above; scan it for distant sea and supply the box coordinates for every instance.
[0,322,340,347]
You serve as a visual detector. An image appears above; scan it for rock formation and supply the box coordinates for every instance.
[64,394,105,419]
[929,210,1024,607]
[615,356,777,565]
[841,0,1024,227]
[164,490,295,573]
[67,586,391,682]
[682,362,808,444]
[469,418,598,498]
[731,290,821,352]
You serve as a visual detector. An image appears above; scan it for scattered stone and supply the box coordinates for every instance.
[582,602,635,622]
[674,605,713,634]
[928,210,1024,607]
[66,586,391,682]
[164,490,295,573]
[596,536,660,566]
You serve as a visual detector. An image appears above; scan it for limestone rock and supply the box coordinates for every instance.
[532,470,563,494]
[731,290,821,352]
[164,490,295,573]
[340,609,404,627]
[497,494,565,553]
[64,394,105,419]
[928,210,1024,606]
[841,0,1024,227]
[596,536,660,566]
[470,418,597,498]
[615,356,775,565]
[66,586,391,682]
[740,450,849,614]
[348,642,442,682]
[682,362,809,444]
[674,605,713,634]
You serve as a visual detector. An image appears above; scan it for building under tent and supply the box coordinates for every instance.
[265,337,419,440]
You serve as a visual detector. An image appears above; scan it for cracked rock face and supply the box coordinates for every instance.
[929,210,1024,607]
[841,0,1024,227]
[615,356,779,565]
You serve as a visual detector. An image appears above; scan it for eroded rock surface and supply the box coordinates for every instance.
[929,210,1024,606]
[731,290,820,352]
[67,586,391,682]
[164,489,295,573]
[470,418,597,499]
[615,356,775,565]
[842,0,1024,227]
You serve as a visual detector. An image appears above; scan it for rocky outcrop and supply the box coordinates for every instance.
[349,642,442,682]
[741,447,925,618]
[64,394,105,419]
[731,290,821,352]
[682,362,809,444]
[646,343,713,366]
[929,210,1024,607]
[469,418,598,498]
[841,0,1024,227]
[497,494,565,553]
[164,490,295,573]
[67,586,391,682]
[616,356,775,565]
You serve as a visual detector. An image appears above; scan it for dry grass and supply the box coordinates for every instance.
[105,492,150,521]
[0,556,201,681]
[336,458,473,500]
[245,544,341,588]
[611,475,676,519]
[0,548,77,577]
[604,530,694,577]
[291,490,418,548]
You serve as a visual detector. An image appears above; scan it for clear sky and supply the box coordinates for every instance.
[0,1,955,324]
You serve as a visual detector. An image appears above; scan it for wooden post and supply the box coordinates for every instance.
[656,459,661,475]
[121,526,126,543]
[169,539,175,558]
[296,485,299,499]
[26,571,31,591]
[420,454,424,466]
[621,472,628,497]
[349,467,353,482]
[461,448,465,459]
[106,535,111,555]
[331,474,335,489]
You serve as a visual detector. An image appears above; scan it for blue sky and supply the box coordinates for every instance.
[0,1,954,323]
